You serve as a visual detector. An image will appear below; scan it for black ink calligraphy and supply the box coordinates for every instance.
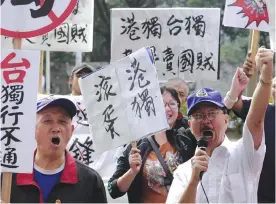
[126,57,150,91]
[69,136,94,165]
[131,89,156,118]
[102,105,120,139]
[94,76,117,102]
[141,17,162,39]
[121,12,141,41]
[167,15,183,36]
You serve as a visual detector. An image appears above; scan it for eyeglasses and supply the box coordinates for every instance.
[164,101,178,109]
[190,110,221,122]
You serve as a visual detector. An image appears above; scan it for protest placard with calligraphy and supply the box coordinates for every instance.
[1,49,40,173]
[223,0,270,32]
[80,47,169,154]
[1,0,94,52]
[111,8,221,82]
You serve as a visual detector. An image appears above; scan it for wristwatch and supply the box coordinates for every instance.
[226,91,238,103]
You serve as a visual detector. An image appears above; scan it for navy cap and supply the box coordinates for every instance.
[187,88,225,116]
[37,95,77,119]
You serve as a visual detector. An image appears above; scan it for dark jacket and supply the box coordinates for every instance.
[108,116,197,203]
[6,151,107,203]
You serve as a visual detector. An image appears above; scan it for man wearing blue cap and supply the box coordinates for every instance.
[7,96,107,203]
[166,47,273,203]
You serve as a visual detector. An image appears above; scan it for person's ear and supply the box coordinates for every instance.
[71,124,75,136]
[68,76,73,89]
[224,114,229,125]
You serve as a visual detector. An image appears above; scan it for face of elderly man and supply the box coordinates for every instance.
[188,103,229,153]
[35,105,74,158]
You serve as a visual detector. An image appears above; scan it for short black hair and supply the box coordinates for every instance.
[160,86,181,108]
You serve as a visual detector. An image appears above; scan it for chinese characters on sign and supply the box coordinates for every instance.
[1,49,39,173]
[80,47,169,154]
[0,0,77,38]
[94,75,119,140]
[1,0,94,52]
[120,13,206,40]
[111,8,220,81]
[69,136,94,165]
[126,57,155,118]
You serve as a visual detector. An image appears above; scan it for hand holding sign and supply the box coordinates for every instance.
[129,148,142,175]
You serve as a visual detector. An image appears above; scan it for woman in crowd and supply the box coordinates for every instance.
[108,86,197,203]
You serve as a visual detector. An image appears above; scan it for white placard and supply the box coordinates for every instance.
[1,0,94,52]
[111,8,221,82]
[0,0,77,38]
[266,0,275,50]
[80,47,169,154]
[80,62,131,154]
[115,48,169,140]
[1,49,40,173]
[223,0,270,32]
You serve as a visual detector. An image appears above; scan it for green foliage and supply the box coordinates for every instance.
[220,35,249,66]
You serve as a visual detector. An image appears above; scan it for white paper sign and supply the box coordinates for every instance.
[1,49,40,173]
[1,0,94,52]
[80,47,169,153]
[111,8,221,82]
[223,0,270,32]
[0,0,77,38]
[266,0,275,50]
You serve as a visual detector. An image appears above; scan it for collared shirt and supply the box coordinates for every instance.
[166,123,266,203]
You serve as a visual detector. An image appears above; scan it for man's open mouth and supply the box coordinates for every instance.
[51,136,60,145]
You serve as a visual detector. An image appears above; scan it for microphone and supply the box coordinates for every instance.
[197,130,213,180]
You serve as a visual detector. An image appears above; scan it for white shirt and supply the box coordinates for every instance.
[166,123,266,203]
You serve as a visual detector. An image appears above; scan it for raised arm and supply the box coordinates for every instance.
[232,53,256,114]
[246,48,273,149]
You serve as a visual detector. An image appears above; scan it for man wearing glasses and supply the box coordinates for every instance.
[68,63,96,96]
[166,47,273,203]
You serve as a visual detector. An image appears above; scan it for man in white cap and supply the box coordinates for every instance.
[68,63,96,96]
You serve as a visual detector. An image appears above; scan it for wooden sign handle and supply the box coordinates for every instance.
[38,51,44,93]
[1,172,12,203]
[131,141,137,148]
[246,30,260,97]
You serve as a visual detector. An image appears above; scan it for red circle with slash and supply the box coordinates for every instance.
[0,0,78,38]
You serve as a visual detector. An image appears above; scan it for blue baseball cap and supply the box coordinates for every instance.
[37,96,77,119]
[187,88,226,116]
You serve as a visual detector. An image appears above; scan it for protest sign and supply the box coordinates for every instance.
[80,47,169,153]
[223,0,270,32]
[111,8,221,82]
[1,0,94,52]
[1,49,40,173]
[266,0,275,50]
[0,0,77,38]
